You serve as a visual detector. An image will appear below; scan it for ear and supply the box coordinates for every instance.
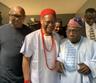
[40,17,44,25]
[84,15,87,20]
[40,19,43,25]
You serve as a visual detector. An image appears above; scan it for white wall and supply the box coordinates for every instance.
[76,0,96,17]
[0,2,10,24]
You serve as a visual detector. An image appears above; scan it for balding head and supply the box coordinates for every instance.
[9,6,26,28]
[9,6,25,16]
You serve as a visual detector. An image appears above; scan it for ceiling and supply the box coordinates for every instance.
[0,0,87,15]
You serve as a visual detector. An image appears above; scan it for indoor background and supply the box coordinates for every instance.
[0,0,96,26]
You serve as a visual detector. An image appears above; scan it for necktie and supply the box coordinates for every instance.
[90,27,96,41]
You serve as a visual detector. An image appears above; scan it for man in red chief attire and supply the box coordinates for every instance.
[20,8,61,83]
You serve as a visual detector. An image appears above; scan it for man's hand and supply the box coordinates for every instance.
[78,63,91,75]
[55,61,64,73]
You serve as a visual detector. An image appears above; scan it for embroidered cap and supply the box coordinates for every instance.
[68,16,84,28]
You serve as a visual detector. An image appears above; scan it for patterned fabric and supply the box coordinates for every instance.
[67,16,84,28]
[90,27,96,41]
[57,37,96,83]
[65,42,77,72]
[67,18,80,28]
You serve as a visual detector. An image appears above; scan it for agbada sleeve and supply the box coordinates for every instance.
[89,42,96,78]
[20,35,34,57]
[57,41,66,63]
[84,41,96,78]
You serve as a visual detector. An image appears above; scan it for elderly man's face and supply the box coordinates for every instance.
[40,14,56,35]
[9,7,25,28]
[66,26,81,43]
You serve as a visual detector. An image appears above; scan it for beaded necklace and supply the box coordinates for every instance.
[41,29,56,70]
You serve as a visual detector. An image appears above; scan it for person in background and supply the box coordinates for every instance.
[54,19,62,33]
[20,8,60,83]
[84,8,96,41]
[57,17,96,83]
[54,19,66,39]
[0,6,32,83]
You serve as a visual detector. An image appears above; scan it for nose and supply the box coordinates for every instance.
[48,23,54,28]
[49,22,54,26]
[89,19,95,26]
[69,31,76,37]
[15,17,19,21]
[69,31,73,35]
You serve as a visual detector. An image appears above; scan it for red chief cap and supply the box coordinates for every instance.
[40,8,56,17]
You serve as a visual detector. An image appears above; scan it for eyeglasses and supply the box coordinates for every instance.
[9,14,24,18]
[66,29,80,33]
